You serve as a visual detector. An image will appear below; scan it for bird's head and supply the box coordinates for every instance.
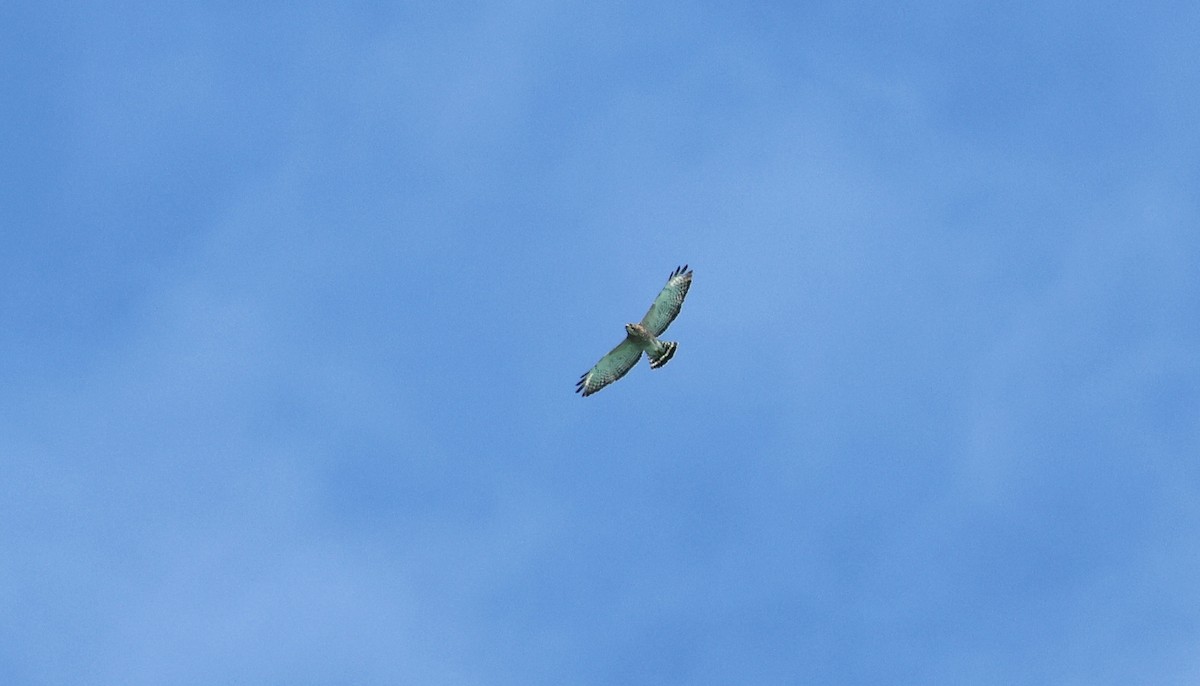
[625,323,647,337]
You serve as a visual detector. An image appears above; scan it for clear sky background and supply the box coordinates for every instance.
[3,2,1199,684]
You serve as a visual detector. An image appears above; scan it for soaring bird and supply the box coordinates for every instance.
[576,265,693,397]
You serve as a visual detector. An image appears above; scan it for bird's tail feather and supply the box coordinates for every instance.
[647,340,677,369]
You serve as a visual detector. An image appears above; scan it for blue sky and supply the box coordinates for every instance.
[3,1,1199,683]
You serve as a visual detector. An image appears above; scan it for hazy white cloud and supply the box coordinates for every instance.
[2,2,1198,684]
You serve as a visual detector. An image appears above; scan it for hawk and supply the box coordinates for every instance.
[576,265,693,397]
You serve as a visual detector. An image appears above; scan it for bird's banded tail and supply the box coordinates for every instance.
[647,340,677,369]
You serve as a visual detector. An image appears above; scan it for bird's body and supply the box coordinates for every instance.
[576,265,693,397]
[623,322,678,369]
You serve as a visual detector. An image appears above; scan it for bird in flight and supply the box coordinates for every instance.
[576,265,693,397]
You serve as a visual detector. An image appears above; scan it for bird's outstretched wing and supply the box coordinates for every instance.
[576,338,642,397]
[639,265,693,336]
